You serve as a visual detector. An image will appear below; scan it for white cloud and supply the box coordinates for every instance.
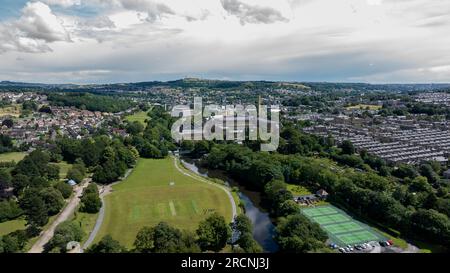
[1,0,450,83]
[15,2,71,42]
[0,2,71,53]
[220,0,289,25]
[42,0,81,8]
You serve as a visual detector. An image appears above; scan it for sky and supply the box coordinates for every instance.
[0,0,449,84]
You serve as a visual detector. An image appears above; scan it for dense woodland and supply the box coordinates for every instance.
[2,86,450,253]
[46,92,135,113]
[188,122,450,252]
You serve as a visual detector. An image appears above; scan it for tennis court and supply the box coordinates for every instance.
[336,231,380,245]
[302,205,387,247]
[314,214,349,225]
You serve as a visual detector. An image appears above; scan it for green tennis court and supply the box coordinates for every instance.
[314,214,349,225]
[302,206,339,217]
[323,222,363,234]
[336,231,380,245]
[301,205,387,247]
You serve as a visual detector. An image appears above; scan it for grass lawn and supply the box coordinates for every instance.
[287,184,312,195]
[0,152,27,162]
[51,161,73,181]
[0,104,22,117]
[346,104,382,111]
[125,111,150,126]
[71,211,99,244]
[0,219,27,236]
[96,157,233,248]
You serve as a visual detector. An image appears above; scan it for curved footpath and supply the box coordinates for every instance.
[82,169,133,251]
[173,156,237,222]
[82,156,237,251]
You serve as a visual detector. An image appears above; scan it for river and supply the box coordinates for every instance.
[181,158,279,252]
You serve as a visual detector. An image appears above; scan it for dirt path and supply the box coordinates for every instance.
[174,156,237,222]
[28,179,91,253]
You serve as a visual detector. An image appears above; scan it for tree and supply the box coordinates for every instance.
[192,141,211,157]
[0,235,20,253]
[392,164,418,179]
[1,119,13,128]
[0,169,12,193]
[408,209,450,247]
[133,226,154,253]
[38,105,52,114]
[46,164,60,181]
[136,222,186,253]
[66,168,84,183]
[20,190,49,229]
[140,143,163,158]
[126,121,144,135]
[340,140,355,155]
[80,185,102,214]
[40,187,65,216]
[11,174,29,195]
[196,213,231,252]
[232,214,262,253]
[0,200,23,222]
[54,181,73,199]
[45,221,84,253]
[275,214,328,253]
[419,164,440,185]
[87,235,126,253]
[277,200,299,217]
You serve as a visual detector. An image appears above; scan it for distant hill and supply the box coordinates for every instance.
[1,79,450,93]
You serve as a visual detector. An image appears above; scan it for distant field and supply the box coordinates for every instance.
[0,219,27,236]
[56,161,73,180]
[125,111,149,126]
[0,152,27,162]
[0,104,22,117]
[346,104,382,111]
[96,157,233,248]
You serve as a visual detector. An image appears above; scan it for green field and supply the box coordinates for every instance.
[71,211,99,244]
[96,157,234,248]
[302,205,387,247]
[0,219,27,236]
[0,104,22,117]
[125,111,150,126]
[346,104,382,111]
[287,184,312,196]
[0,152,27,162]
[58,161,73,180]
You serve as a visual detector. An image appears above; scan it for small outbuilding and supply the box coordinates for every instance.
[316,189,329,199]
[67,179,77,187]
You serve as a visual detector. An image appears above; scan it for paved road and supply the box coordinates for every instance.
[174,156,237,222]
[82,169,133,251]
[28,179,91,253]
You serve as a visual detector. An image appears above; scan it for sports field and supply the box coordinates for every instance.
[96,157,234,247]
[0,152,27,162]
[125,111,150,126]
[302,205,387,247]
